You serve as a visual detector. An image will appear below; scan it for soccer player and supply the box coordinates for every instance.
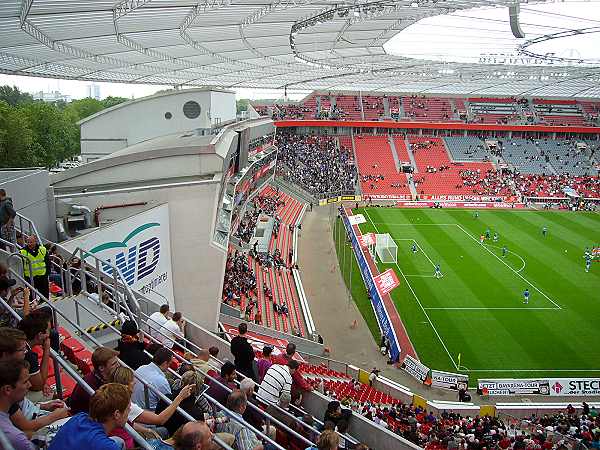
[411,242,417,254]
[542,226,548,237]
[473,211,479,219]
[493,232,499,242]
[502,246,507,257]
[434,263,443,279]
[479,234,485,244]
[485,228,491,239]
[585,254,592,273]
[523,288,530,304]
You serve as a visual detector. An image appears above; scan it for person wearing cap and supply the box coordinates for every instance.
[115,320,151,370]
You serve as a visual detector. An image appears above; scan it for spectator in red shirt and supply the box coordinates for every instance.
[272,343,312,400]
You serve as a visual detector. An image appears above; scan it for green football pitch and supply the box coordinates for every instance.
[334,207,600,383]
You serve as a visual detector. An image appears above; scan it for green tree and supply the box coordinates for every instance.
[19,102,79,168]
[0,85,33,107]
[101,96,128,109]
[64,97,105,122]
[236,98,250,114]
[0,101,36,167]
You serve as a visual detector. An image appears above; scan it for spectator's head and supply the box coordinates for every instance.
[287,359,300,375]
[239,377,255,397]
[226,389,248,414]
[178,362,195,376]
[89,383,131,431]
[0,189,6,200]
[0,262,9,278]
[197,348,210,362]
[152,347,173,370]
[354,445,369,450]
[278,392,291,409]
[0,277,16,298]
[317,430,340,450]
[180,370,204,396]
[109,366,135,391]
[17,313,50,345]
[220,361,236,382]
[326,401,342,417]
[0,327,27,360]
[172,312,183,324]
[159,304,170,316]
[262,345,273,357]
[208,346,219,358]
[26,234,37,249]
[120,320,139,337]
[286,342,296,356]
[174,421,213,450]
[91,347,120,381]
[0,359,30,406]
[238,322,248,335]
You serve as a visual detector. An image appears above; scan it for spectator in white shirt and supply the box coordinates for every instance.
[148,304,169,339]
[159,311,185,350]
[257,360,299,405]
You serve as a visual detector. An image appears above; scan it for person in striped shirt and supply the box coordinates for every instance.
[256,359,299,405]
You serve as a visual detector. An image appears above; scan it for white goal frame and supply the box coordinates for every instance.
[375,233,397,264]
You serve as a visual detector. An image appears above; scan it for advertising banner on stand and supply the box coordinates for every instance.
[479,377,600,396]
[61,204,174,308]
[340,210,401,362]
[358,232,376,248]
[401,355,430,383]
[431,369,469,391]
[373,268,400,296]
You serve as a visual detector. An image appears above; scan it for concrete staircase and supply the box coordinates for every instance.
[383,97,391,119]
[405,138,419,173]
[387,135,402,173]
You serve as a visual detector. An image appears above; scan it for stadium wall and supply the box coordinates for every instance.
[54,180,225,331]
[0,169,56,241]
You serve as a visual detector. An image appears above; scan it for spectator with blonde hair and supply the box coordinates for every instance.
[109,366,193,430]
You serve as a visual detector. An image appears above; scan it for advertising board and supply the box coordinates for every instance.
[62,205,174,308]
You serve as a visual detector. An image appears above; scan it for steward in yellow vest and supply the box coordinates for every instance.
[20,235,50,300]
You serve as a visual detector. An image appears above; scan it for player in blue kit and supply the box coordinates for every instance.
[523,288,530,304]
[434,263,443,279]
[585,254,592,273]
[542,226,548,237]
[502,245,507,257]
[412,242,417,254]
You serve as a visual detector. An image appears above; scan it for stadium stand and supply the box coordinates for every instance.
[443,136,491,161]
[536,139,599,176]
[533,98,589,126]
[498,138,553,174]
[402,96,455,122]
[409,137,495,196]
[354,135,412,197]
[467,97,520,124]
[276,134,357,197]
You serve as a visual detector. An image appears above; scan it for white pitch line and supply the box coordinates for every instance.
[468,369,600,372]
[371,222,457,226]
[393,238,436,269]
[483,242,527,273]
[454,223,562,310]
[364,209,458,371]
[405,274,436,278]
[424,307,558,310]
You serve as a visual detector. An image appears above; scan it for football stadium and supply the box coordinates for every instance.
[0,1,600,450]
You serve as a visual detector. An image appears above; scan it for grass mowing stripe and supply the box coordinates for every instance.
[364,208,459,370]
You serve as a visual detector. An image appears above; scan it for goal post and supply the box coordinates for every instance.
[375,233,397,264]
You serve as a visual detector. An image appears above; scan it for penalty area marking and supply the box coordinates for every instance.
[466,368,600,372]
[424,307,558,311]
[454,223,562,310]
[364,209,459,371]
[393,238,437,269]
[483,242,526,273]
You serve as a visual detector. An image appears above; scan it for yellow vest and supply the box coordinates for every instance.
[20,245,47,277]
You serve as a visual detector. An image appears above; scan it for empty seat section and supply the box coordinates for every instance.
[362,95,384,120]
[335,95,363,120]
[354,135,411,197]
[443,136,490,161]
[536,139,598,176]
[500,139,551,174]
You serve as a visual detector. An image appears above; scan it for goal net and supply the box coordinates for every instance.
[375,233,397,264]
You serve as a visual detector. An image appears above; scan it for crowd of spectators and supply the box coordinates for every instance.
[276,134,357,197]
[459,169,514,197]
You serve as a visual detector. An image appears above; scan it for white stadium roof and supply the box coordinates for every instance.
[1,0,600,97]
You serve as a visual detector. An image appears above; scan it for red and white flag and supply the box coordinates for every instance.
[359,232,376,247]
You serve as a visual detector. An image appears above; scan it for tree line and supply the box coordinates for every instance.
[0,85,128,169]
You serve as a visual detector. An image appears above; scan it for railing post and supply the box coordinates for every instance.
[78,249,87,294]
[74,300,80,327]
[95,258,103,304]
